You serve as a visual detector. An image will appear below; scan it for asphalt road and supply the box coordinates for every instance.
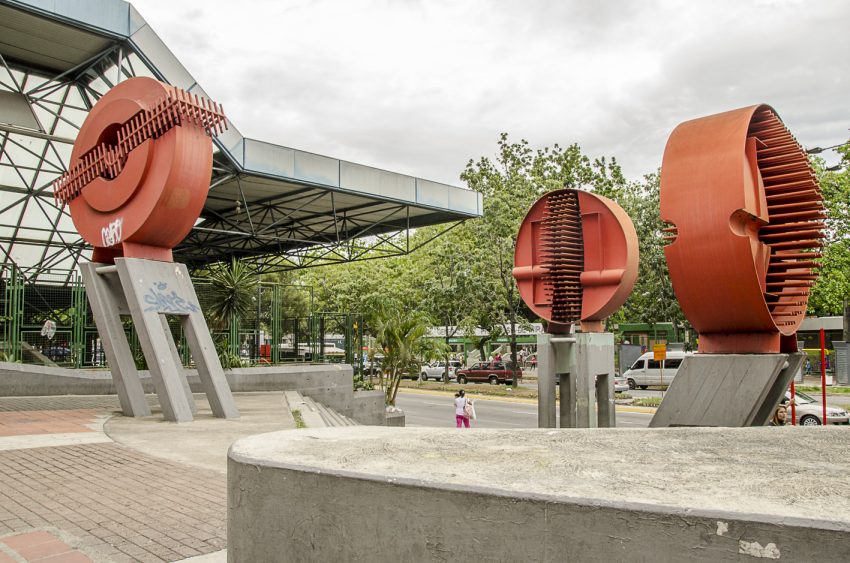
[519,381,664,399]
[397,391,653,428]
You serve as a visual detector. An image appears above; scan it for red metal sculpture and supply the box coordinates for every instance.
[661,104,824,354]
[53,77,227,263]
[513,189,639,333]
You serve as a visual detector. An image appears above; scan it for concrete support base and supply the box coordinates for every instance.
[228,427,850,562]
[537,331,615,428]
[80,258,239,422]
[650,353,803,427]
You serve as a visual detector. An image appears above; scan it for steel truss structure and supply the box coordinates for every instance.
[0,0,481,284]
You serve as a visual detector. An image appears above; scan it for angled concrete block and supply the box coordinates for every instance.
[80,258,239,422]
[651,353,803,427]
[116,258,239,421]
[79,262,150,417]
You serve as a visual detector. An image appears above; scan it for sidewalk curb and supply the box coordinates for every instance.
[398,388,658,414]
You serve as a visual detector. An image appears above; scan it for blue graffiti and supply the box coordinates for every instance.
[143,281,200,313]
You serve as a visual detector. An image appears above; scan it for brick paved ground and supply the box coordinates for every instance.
[0,396,157,413]
[0,439,226,562]
[1,530,93,562]
[0,411,100,437]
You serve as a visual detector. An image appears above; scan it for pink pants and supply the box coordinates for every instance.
[456,415,470,428]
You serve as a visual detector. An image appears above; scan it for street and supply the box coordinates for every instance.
[397,391,654,428]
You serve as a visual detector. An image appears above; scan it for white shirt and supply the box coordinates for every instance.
[455,396,467,416]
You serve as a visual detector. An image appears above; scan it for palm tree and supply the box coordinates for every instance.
[205,258,257,330]
[204,259,257,367]
[373,307,444,406]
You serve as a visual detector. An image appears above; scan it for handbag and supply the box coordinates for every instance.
[463,400,476,420]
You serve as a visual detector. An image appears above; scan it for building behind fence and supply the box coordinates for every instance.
[0,266,362,369]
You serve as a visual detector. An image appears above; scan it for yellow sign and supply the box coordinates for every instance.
[653,344,667,362]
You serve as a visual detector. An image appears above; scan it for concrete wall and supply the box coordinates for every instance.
[228,461,849,562]
[0,362,388,425]
[0,362,348,394]
[349,390,386,426]
[228,428,850,562]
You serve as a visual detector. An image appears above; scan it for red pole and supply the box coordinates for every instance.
[820,328,827,425]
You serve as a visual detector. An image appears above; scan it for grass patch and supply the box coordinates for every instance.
[797,385,850,395]
[401,381,645,404]
[399,379,539,399]
[632,397,662,407]
[291,409,306,429]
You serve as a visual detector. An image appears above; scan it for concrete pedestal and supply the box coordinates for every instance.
[650,353,803,427]
[537,331,615,428]
[228,427,850,562]
[80,258,239,422]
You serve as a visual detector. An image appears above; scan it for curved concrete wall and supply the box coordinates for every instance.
[228,427,850,562]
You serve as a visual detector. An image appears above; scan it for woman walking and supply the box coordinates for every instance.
[454,390,471,428]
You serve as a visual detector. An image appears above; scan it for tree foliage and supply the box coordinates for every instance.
[204,258,258,330]
[809,145,850,316]
[612,172,684,330]
[288,131,848,358]
[372,306,445,406]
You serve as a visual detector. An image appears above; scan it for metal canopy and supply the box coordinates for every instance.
[0,0,481,281]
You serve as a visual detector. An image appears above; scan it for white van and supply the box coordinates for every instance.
[623,351,692,389]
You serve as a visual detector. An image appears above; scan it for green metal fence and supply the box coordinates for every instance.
[0,266,361,369]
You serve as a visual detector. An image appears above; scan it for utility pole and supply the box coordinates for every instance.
[844,298,849,343]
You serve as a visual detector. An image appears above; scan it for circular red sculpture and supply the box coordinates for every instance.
[661,104,824,353]
[513,189,638,333]
[53,77,227,263]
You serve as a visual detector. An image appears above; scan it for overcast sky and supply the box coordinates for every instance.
[130,0,849,187]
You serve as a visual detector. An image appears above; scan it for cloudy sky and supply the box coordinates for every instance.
[130,0,848,186]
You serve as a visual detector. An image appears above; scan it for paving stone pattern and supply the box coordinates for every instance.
[0,443,226,562]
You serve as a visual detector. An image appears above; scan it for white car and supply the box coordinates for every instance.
[784,391,850,426]
[614,375,629,393]
[419,361,460,382]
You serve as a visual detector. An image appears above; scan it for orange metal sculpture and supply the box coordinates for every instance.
[661,104,824,354]
[513,189,639,333]
[53,77,227,263]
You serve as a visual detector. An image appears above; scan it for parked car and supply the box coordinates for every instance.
[419,361,461,382]
[614,375,629,393]
[456,361,522,385]
[623,351,692,390]
[785,391,850,426]
[552,374,629,393]
[43,345,71,362]
[361,358,383,376]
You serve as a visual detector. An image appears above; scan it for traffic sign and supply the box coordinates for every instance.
[653,343,667,362]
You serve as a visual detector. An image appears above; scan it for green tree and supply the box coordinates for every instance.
[417,226,482,381]
[202,258,258,367]
[205,258,257,330]
[612,172,685,339]
[809,145,850,316]
[460,134,630,381]
[373,306,444,406]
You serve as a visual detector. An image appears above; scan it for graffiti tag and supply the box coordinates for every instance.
[143,281,201,314]
[101,217,123,247]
